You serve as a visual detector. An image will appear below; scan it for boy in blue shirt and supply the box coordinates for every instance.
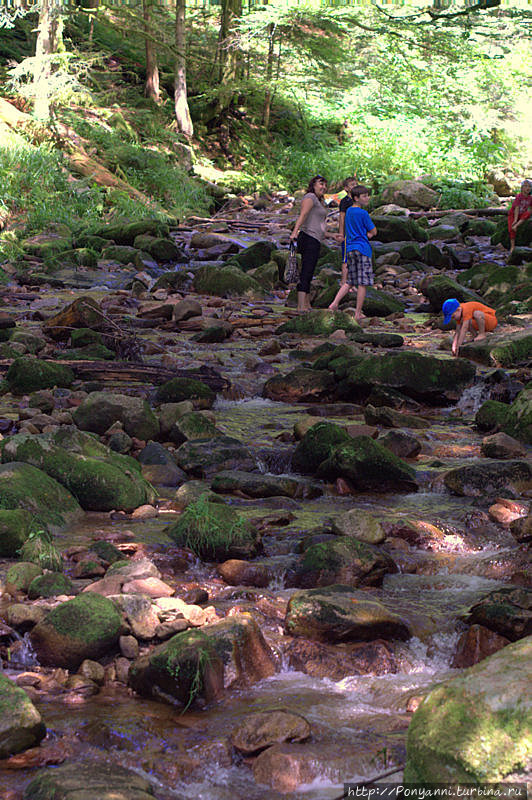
[329,185,377,321]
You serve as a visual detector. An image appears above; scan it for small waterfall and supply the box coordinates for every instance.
[454,381,490,415]
[6,631,39,670]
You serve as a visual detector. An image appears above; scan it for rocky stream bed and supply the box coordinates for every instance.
[0,183,531,799]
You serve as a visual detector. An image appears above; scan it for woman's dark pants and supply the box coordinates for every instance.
[297,231,321,293]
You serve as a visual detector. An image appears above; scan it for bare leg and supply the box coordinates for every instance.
[329,282,351,310]
[509,236,516,254]
[355,285,366,321]
[305,293,311,311]
[297,291,306,313]
[473,310,486,341]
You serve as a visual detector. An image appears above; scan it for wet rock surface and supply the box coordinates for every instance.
[0,190,530,798]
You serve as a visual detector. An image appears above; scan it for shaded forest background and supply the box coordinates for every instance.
[0,0,531,263]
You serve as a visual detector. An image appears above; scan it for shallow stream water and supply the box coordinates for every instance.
[0,215,529,798]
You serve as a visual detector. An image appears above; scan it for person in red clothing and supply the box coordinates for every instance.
[442,299,498,356]
[508,180,532,254]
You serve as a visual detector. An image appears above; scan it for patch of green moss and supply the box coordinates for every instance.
[42,592,122,645]
[156,377,215,407]
[0,462,83,532]
[0,508,32,557]
[276,310,360,336]
[292,421,350,474]
[5,357,74,394]
[165,495,259,560]
[28,572,73,600]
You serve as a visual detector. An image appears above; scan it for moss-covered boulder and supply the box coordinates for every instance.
[168,410,219,446]
[129,628,224,707]
[276,310,360,336]
[73,391,159,440]
[211,470,320,500]
[175,434,256,477]
[133,235,182,261]
[165,497,261,560]
[0,674,46,759]
[475,389,532,445]
[464,587,532,642]
[129,613,275,706]
[155,377,215,408]
[90,219,169,245]
[201,613,277,687]
[5,357,74,395]
[228,240,276,271]
[313,285,404,316]
[42,295,105,341]
[70,328,103,348]
[372,214,428,243]
[29,592,122,669]
[511,386,532,444]
[317,435,418,492]
[404,636,532,783]
[291,536,397,589]
[340,351,476,405]
[5,562,43,593]
[24,762,155,800]
[285,585,411,643]
[252,260,279,288]
[194,265,262,297]
[292,421,350,474]
[26,570,73,599]
[421,241,451,269]
[10,331,45,354]
[0,508,33,557]
[444,459,532,497]
[491,214,532,248]
[262,368,335,404]
[100,244,138,264]
[1,430,155,512]
[475,399,514,433]
[419,274,483,312]
[460,331,532,369]
[0,462,83,532]
[22,230,72,259]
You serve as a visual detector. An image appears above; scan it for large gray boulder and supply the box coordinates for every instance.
[380,179,439,210]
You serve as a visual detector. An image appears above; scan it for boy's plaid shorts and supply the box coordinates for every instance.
[346,250,374,286]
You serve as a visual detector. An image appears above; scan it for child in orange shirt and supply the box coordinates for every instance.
[442,299,498,356]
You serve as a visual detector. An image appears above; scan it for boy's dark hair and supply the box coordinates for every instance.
[350,185,370,199]
[343,176,356,189]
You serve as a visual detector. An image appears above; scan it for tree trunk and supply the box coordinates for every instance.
[174,0,193,137]
[33,0,63,121]
[143,0,160,101]
[216,0,242,116]
[262,23,275,129]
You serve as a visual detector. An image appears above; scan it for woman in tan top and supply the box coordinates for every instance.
[289,175,328,312]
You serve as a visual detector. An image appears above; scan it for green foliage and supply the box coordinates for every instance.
[19,527,63,572]
[168,494,251,560]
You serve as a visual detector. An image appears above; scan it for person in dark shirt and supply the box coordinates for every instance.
[336,176,357,285]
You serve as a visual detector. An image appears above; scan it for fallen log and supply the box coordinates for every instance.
[409,207,507,218]
[0,359,230,392]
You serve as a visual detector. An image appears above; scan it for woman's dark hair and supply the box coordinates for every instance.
[350,184,371,199]
[307,175,327,194]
